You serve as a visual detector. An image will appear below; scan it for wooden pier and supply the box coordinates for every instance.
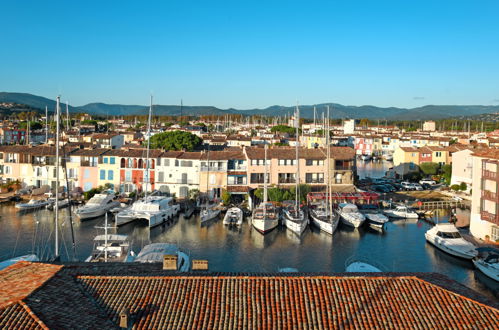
[412,200,468,210]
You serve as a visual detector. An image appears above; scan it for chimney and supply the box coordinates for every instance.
[119,308,129,328]
[163,254,178,270]
[192,259,209,271]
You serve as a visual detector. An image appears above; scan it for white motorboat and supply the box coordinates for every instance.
[473,248,499,282]
[115,196,180,227]
[223,207,243,226]
[309,203,340,235]
[425,223,478,259]
[359,206,390,230]
[85,234,135,262]
[336,203,366,228]
[134,243,190,272]
[46,198,70,210]
[252,202,279,234]
[383,205,419,219]
[15,199,49,210]
[110,203,129,214]
[281,201,308,235]
[345,256,385,272]
[360,154,372,161]
[200,205,221,223]
[75,190,121,220]
[0,254,39,271]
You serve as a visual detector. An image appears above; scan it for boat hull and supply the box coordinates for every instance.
[309,212,339,235]
[252,217,279,234]
[425,235,477,260]
[473,259,499,282]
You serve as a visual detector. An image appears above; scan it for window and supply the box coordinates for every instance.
[278,173,296,183]
[279,159,296,165]
[306,159,324,166]
[103,157,108,164]
[158,172,164,182]
[251,159,268,165]
[53,168,57,178]
[181,160,193,167]
[436,152,442,157]
[84,169,90,179]
[125,170,132,182]
[164,159,170,166]
[100,170,106,180]
[110,157,115,165]
[305,173,324,183]
[108,170,114,180]
[250,173,268,184]
[4,166,11,175]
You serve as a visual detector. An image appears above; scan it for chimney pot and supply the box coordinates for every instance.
[119,308,129,328]
[192,259,209,271]
[163,254,178,270]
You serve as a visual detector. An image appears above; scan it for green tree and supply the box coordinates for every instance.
[450,184,460,191]
[290,184,311,203]
[459,182,467,191]
[149,130,203,151]
[268,187,285,202]
[271,125,299,136]
[442,164,452,185]
[254,188,263,200]
[221,189,231,206]
[419,162,440,176]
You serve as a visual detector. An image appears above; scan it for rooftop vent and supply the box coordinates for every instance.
[119,308,129,328]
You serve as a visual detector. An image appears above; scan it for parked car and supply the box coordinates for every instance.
[413,183,423,191]
[421,183,432,190]
[419,178,436,185]
[401,182,415,191]
[382,184,396,192]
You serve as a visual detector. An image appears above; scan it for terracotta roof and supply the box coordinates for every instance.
[472,148,499,160]
[0,302,47,329]
[91,133,119,139]
[105,149,163,158]
[200,150,245,160]
[71,148,110,157]
[245,146,355,160]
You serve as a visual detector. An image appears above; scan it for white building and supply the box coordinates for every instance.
[155,151,201,198]
[343,119,355,135]
[423,121,436,132]
[450,149,473,193]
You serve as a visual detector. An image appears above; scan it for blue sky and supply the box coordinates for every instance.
[1,0,499,109]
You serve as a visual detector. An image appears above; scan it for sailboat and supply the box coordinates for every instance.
[281,105,308,235]
[309,106,340,234]
[251,144,279,234]
[116,96,180,227]
[200,145,221,223]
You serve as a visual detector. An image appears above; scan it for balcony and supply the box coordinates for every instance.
[483,170,498,181]
[176,179,194,184]
[481,210,499,225]
[201,166,226,172]
[228,165,247,171]
[278,178,296,184]
[334,166,351,171]
[81,161,97,167]
[305,179,325,184]
[482,190,498,202]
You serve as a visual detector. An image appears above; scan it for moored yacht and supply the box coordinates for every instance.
[15,199,49,210]
[75,190,120,220]
[252,202,279,234]
[359,205,389,230]
[115,196,180,227]
[223,207,243,226]
[336,203,365,228]
[281,201,308,235]
[200,204,221,223]
[473,247,499,282]
[345,256,384,272]
[425,223,478,259]
[383,205,419,219]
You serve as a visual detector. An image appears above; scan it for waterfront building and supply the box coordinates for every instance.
[0,261,497,328]
[470,148,499,241]
[450,149,474,193]
[156,151,201,198]
[343,119,355,134]
[0,127,26,144]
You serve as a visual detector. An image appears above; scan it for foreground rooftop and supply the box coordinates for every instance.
[0,261,497,329]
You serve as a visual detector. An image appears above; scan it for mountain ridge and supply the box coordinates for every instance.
[2,92,499,120]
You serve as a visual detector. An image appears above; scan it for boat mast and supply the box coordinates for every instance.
[55,96,60,258]
[263,143,268,218]
[45,106,48,143]
[295,104,300,209]
[104,213,108,262]
[327,106,333,217]
[145,95,153,201]
[65,102,70,132]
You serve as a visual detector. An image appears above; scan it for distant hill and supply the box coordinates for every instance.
[2,92,499,120]
[456,111,499,122]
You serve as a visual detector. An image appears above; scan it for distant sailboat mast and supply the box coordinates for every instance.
[55,96,61,258]
[45,106,48,143]
[263,143,268,219]
[144,95,153,201]
[295,104,300,210]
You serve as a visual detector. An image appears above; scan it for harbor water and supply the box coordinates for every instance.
[0,160,497,300]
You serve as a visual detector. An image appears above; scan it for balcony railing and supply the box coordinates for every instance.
[81,161,97,167]
[176,179,194,184]
[305,179,325,184]
[201,166,226,172]
[278,178,296,184]
[334,166,351,171]
[483,170,498,181]
[227,166,247,171]
[482,190,498,201]
[481,210,499,225]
